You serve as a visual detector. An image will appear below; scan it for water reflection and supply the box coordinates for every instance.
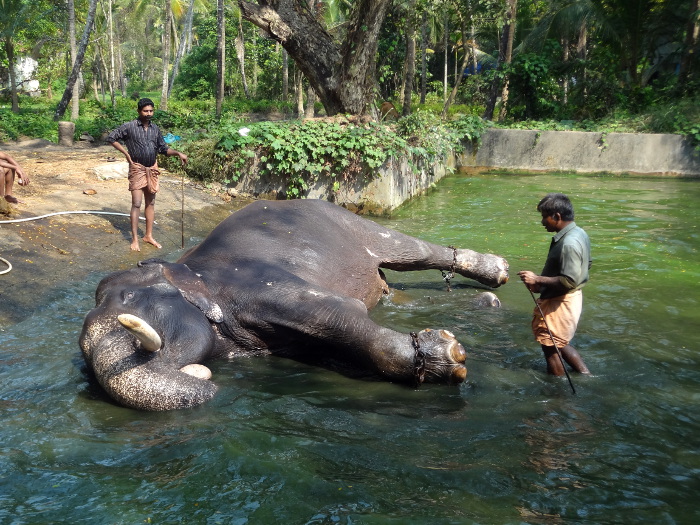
[1,172,699,523]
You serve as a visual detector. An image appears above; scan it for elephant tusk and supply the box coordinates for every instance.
[117,314,162,352]
[180,363,213,380]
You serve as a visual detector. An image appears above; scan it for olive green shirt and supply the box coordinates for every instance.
[540,221,592,299]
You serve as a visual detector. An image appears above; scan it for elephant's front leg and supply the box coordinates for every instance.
[365,227,509,288]
[264,287,467,385]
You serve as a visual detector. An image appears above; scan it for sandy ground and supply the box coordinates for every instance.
[0,138,251,326]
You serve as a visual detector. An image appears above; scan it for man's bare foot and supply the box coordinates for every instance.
[143,236,161,249]
[130,240,141,251]
[4,195,20,204]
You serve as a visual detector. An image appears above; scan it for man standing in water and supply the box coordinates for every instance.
[518,193,592,376]
[106,98,188,251]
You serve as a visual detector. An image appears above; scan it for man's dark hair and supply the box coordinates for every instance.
[537,193,575,221]
[137,98,155,110]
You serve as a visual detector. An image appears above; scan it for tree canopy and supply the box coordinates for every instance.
[0,0,697,123]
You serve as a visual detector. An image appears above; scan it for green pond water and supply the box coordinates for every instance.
[1,172,699,524]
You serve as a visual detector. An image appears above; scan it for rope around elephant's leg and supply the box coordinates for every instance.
[0,256,12,275]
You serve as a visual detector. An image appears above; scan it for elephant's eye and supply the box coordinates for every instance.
[122,291,135,303]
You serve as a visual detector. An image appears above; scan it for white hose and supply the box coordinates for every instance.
[0,256,11,275]
[0,210,146,224]
[0,211,147,274]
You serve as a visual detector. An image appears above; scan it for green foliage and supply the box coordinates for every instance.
[504,51,561,120]
[0,105,58,142]
[206,110,489,198]
[213,118,413,196]
[173,44,217,99]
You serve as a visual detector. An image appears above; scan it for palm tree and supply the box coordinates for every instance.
[67,0,80,119]
[483,0,517,120]
[160,0,172,110]
[168,0,196,96]
[215,0,224,118]
[54,0,99,120]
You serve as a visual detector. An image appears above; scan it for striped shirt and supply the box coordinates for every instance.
[106,119,169,167]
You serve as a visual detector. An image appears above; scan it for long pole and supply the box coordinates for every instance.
[526,287,576,394]
[181,173,185,249]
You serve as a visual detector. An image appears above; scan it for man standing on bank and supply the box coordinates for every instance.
[106,98,188,251]
[518,193,592,376]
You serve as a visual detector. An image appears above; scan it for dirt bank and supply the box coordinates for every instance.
[0,139,251,326]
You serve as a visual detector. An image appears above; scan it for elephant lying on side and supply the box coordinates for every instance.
[80,199,509,410]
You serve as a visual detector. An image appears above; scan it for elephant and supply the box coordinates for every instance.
[79,199,509,410]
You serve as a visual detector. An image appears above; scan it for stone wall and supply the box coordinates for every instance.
[458,128,700,177]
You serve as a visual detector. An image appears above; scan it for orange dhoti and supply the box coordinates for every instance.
[531,290,583,348]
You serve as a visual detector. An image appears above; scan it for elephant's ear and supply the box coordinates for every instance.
[140,260,224,323]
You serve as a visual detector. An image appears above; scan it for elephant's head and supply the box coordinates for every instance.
[79,259,224,411]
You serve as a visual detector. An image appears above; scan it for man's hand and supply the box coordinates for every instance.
[517,270,541,293]
[178,152,188,167]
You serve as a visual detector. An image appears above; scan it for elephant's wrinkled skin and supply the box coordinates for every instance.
[80,200,509,410]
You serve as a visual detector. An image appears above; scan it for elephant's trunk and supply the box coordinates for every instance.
[80,324,218,411]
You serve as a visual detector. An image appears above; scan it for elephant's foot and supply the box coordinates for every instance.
[455,250,509,288]
[412,329,467,386]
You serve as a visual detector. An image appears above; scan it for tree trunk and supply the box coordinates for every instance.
[95,41,110,104]
[169,0,195,96]
[470,17,477,76]
[498,0,517,122]
[68,0,80,119]
[116,19,126,97]
[420,10,427,104]
[678,0,700,91]
[305,81,316,118]
[295,69,304,116]
[282,47,289,102]
[402,6,417,117]
[562,36,569,105]
[442,19,471,118]
[304,0,317,118]
[483,0,517,121]
[216,0,225,118]
[160,0,172,111]
[577,19,587,99]
[443,12,448,103]
[238,0,392,116]
[54,0,98,121]
[105,0,116,108]
[235,11,250,98]
[4,37,19,113]
[185,3,194,53]
[91,55,100,101]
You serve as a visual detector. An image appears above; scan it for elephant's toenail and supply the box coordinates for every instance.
[451,366,467,383]
[451,342,466,363]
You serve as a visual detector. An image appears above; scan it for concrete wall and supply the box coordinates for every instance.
[458,128,700,177]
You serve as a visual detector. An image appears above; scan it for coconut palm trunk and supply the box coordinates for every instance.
[54,0,98,121]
